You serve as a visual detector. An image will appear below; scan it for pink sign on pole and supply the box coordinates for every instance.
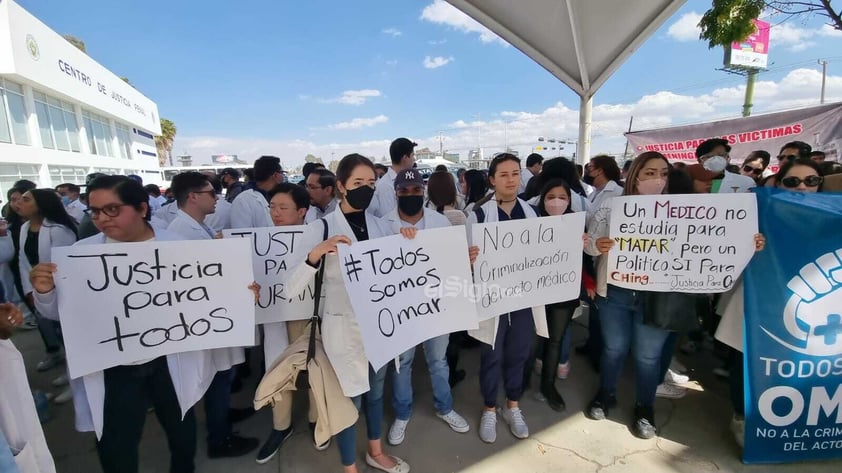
[727,19,771,69]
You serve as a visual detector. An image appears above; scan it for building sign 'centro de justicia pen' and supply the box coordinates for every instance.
[55,58,148,119]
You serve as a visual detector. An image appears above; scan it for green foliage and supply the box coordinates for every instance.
[63,34,87,53]
[155,119,177,167]
[699,0,765,48]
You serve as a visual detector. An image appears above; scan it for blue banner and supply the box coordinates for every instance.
[744,188,842,463]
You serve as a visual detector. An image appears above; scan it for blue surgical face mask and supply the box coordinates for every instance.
[61,196,71,206]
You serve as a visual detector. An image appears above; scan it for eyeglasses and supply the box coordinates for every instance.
[781,175,823,188]
[306,185,324,191]
[742,165,763,175]
[777,154,799,162]
[84,204,128,218]
[192,190,217,197]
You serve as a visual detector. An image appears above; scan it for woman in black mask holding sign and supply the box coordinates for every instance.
[284,154,413,473]
[28,175,257,473]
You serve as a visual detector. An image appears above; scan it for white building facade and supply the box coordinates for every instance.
[0,0,162,197]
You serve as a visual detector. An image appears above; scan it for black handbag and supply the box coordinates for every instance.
[295,218,328,390]
[642,291,702,332]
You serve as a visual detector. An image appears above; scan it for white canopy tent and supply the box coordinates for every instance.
[444,0,687,163]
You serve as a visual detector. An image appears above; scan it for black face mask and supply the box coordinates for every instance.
[583,173,595,186]
[344,185,375,211]
[398,195,424,216]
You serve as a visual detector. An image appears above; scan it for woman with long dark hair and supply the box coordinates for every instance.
[462,169,489,214]
[16,189,78,402]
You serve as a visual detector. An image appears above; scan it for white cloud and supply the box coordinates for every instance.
[420,0,505,45]
[175,68,842,168]
[328,115,389,130]
[382,27,402,37]
[666,12,702,41]
[423,55,454,69]
[428,38,447,45]
[322,89,382,105]
[385,59,398,66]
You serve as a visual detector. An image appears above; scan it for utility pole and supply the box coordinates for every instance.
[819,59,828,104]
[622,115,634,159]
[742,69,758,117]
[438,131,444,157]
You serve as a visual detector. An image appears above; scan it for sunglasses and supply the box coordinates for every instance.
[781,175,823,188]
[777,154,799,162]
[742,165,763,175]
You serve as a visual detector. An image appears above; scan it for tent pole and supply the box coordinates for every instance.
[578,94,592,164]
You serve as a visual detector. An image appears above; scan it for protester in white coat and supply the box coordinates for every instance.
[1,292,56,473]
[285,154,410,473]
[229,156,283,229]
[167,172,257,459]
[465,154,549,445]
[30,175,218,473]
[381,169,470,446]
[368,137,416,218]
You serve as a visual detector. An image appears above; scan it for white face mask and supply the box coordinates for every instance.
[703,155,728,173]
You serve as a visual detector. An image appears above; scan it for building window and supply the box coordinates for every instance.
[33,91,81,152]
[82,110,114,157]
[0,163,40,199]
[0,79,31,146]
[115,122,133,159]
[48,165,88,185]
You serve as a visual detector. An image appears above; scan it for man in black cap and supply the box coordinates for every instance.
[230,156,283,229]
[219,168,245,203]
[368,137,417,217]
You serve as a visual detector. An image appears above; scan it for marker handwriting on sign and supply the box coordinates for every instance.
[69,249,223,292]
[99,307,234,352]
[226,229,303,258]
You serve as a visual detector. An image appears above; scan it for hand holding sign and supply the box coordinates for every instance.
[309,235,353,265]
[30,263,57,293]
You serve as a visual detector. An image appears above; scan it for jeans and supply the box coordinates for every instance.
[392,334,453,419]
[97,357,196,473]
[204,368,234,447]
[0,429,20,473]
[480,309,534,408]
[336,364,388,466]
[527,304,575,388]
[35,314,62,354]
[596,286,670,407]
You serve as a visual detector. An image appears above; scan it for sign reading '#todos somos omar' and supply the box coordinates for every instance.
[53,239,256,379]
[606,194,758,293]
[471,213,586,319]
[338,226,480,370]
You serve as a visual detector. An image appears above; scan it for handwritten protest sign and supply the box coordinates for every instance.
[223,226,317,324]
[337,226,479,370]
[607,193,757,293]
[471,213,585,320]
[53,239,256,378]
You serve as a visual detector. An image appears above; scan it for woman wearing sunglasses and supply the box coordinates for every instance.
[739,151,769,183]
[775,157,824,192]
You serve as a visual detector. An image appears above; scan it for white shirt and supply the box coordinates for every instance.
[230,189,273,229]
[304,199,339,224]
[368,167,398,218]
[65,198,86,224]
[204,196,232,233]
[519,168,534,194]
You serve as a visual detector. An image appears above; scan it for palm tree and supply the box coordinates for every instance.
[155,118,177,167]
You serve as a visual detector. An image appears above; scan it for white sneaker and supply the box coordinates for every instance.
[437,410,469,433]
[655,383,686,399]
[51,374,69,387]
[670,358,687,373]
[499,407,529,439]
[730,414,745,448]
[665,369,689,386]
[388,418,409,445]
[479,410,497,443]
[53,387,73,404]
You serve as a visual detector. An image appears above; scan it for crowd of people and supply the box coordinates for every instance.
[0,135,840,473]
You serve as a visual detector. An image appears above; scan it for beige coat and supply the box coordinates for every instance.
[255,330,357,446]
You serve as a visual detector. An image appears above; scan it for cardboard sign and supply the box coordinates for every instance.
[53,239,255,378]
[337,226,480,370]
[471,213,585,320]
[223,226,317,324]
[606,193,758,293]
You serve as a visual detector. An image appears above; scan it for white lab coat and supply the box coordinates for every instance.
[229,189,273,229]
[381,206,452,233]
[167,211,245,373]
[18,220,77,296]
[0,339,56,473]
[368,168,398,218]
[150,202,178,230]
[285,210,395,397]
[33,228,216,439]
[587,180,623,221]
[204,197,232,233]
[519,168,534,194]
[304,199,339,224]
[465,199,549,348]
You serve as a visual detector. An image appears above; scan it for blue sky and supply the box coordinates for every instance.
[17,0,842,168]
